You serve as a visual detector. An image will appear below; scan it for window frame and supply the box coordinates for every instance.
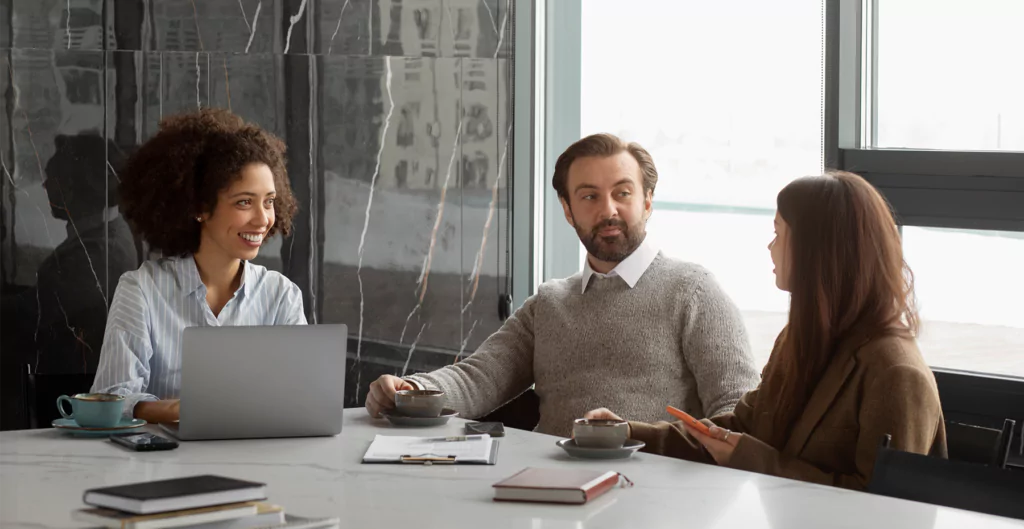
[511,0,583,294]
[539,0,584,282]
[827,0,1024,231]
[511,0,544,306]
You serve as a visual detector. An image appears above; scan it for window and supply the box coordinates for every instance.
[903,227,1024,377]
[875,0,1024,151]
[841,0,1024,377]
[579,0,825,362]
[537,0,1024,378]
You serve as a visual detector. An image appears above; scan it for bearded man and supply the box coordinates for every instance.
[366,133,760,436]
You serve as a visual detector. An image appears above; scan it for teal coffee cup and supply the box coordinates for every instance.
[56,393,125,428]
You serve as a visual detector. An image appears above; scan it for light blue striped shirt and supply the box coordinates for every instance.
[92,255,306,417]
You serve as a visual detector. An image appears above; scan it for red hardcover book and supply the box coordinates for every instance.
[492,468,621,505]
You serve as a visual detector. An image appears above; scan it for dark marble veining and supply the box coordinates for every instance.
[1,0,514,430]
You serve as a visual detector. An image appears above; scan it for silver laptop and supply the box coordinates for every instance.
[161,324,347,441]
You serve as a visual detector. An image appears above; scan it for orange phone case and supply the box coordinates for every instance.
[665,406,711,436]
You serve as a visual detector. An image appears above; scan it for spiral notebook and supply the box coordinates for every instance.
[361,434,498,464]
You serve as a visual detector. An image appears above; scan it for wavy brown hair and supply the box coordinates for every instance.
[120,108,297,257]
[552,133,659,202]
[763,170,918,449]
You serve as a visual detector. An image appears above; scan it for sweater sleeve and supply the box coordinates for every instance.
[679,272,761,417]
[404,294,537,419]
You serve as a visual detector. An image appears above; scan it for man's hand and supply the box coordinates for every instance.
[133,399,180,424]
[366,375,415,418]
[582,408,630,438]
[583,408,624,422]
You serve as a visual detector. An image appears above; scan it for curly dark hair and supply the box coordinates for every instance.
[120,108,298,257]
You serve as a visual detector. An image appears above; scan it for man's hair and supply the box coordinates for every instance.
[119,108,297,257]
[551,133,658,202]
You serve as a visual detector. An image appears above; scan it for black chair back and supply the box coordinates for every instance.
[996,418,1017,468]
[23,365,97,429]
[934,369,1024,461]
[945,419,1016,468]
[870,434,1024,520]
[477,388,540,431]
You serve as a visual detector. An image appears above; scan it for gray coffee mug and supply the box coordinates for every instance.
[56,393,125,428]
[573,418,629,448]
[394,390,446,418]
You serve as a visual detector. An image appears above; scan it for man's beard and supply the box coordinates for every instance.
[574,216,646,263]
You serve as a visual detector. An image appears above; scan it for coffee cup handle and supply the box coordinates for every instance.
[56,395,74,419]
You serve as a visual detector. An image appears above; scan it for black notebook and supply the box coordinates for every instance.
[82,475,267,514]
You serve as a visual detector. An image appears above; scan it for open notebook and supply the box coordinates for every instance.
[362,434,498,465]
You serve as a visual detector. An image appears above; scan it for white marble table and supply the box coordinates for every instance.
[2,410,1021,529]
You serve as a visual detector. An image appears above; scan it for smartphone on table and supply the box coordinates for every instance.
[110,432,179,451]
[465,421,505,437]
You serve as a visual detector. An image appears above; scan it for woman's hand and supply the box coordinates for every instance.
[134,399,180,424]
[683,422,742,465]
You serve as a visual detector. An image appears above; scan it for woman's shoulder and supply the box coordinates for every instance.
[245,261,300,295]
[116,257,174,287]
[855,332,930,375]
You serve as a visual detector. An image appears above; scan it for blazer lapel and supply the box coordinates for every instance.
[782,333,868,455]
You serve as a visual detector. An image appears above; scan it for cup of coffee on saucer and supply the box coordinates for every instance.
[384,389,458,427]
[572,418,629,449]
[56,393,126,428]
[560,418,644,459]
[53,393,146,437]
[394,389,446,417]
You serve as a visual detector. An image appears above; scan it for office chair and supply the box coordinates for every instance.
[23,365,97,429]
[945,418,1016,468]
[478,388,540,431]
[870,434,1024,520]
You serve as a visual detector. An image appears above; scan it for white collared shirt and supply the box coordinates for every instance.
[92,255,306,417]
[581,236,660,293]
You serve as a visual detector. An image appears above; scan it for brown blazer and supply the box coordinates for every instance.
[629,330,947,491]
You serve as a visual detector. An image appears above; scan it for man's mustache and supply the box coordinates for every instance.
[592,219,628,236]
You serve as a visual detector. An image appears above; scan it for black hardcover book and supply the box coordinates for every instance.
[82,475,267,514]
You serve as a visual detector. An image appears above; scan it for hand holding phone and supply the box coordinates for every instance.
[665,405,711,436]
[110,433,179,451]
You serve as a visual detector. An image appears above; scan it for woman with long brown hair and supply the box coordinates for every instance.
[585,171,946,490]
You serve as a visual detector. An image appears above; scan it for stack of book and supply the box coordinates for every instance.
[74,475,339,529]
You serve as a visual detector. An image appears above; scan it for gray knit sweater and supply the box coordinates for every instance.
[406,254,761,437]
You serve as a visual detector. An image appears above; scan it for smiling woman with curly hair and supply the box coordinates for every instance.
[91,108,306,425]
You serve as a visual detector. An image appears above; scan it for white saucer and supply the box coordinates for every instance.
[557,438,645,460]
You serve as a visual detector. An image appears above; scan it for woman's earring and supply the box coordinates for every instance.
[195,216,202,222]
